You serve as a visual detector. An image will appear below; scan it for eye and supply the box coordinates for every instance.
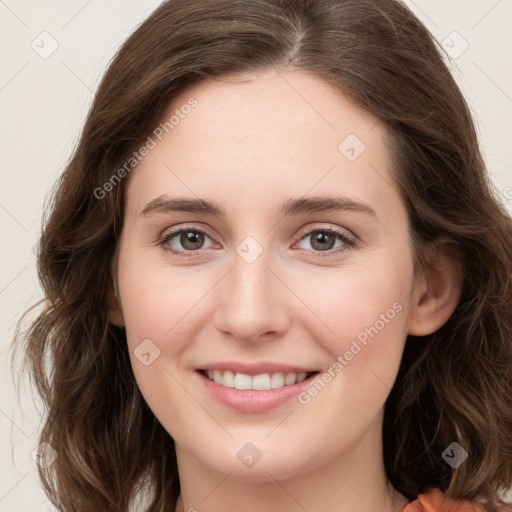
[294,226,356,258]
[158,226,217,257]
[157,224,356,259]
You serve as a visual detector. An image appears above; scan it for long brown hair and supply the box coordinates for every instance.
[12,0,512,510]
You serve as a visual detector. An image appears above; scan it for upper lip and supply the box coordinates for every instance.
[197,361,319,376]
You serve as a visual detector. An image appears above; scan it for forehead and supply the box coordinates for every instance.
[163,68,381,156]
[123,69,400,222]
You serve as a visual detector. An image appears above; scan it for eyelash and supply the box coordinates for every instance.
[156,224,356,259]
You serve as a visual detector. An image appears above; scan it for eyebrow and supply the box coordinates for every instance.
[140,195,377,218]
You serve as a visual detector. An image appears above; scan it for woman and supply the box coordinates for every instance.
[14,0,512,511]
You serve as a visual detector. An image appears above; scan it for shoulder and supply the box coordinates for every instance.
[403,487,488,512]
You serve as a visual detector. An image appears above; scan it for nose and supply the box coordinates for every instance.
[213,250,291,344]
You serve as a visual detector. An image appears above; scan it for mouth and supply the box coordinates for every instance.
[197,369,320,391]
[195,362,323,412]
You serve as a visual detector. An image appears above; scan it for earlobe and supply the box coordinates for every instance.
[107,288,125,327]
[408,239,464,336]
[107,252,125,327]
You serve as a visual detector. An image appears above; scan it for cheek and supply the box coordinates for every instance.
[119,255,212,349]
[294,247,413,412]
[117,256,211,438]
[117,250,222,422]
[299,256,413,357]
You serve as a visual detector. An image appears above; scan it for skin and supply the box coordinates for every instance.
[109,68,462,512]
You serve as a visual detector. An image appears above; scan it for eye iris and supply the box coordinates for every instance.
[311,231,335,251]
[181,231,204,250]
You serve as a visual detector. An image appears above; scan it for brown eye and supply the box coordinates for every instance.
[309,231,337,251]
[295,226,356,259]
[179,230,205,250]
[159,227,216,255]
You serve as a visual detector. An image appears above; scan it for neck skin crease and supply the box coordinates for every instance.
[172,416,410,512]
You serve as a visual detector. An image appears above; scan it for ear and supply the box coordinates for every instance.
[408,238,464,336]
[107,284,125,328]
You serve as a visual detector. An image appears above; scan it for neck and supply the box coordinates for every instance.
[174,478,408,512]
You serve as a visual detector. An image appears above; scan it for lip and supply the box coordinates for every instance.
[195,367,320,413]
[197,361,318,376]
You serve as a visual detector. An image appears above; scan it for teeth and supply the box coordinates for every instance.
[204,370,310,390]
[234,372,252,390]
[270,372,285,389]
[223,370,235,388]
[284,372,297,385]
[252,373,271,390]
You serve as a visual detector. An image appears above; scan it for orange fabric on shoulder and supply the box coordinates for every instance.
[403,487,487,512]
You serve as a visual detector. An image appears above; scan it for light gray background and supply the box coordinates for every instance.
[1,1,511,510]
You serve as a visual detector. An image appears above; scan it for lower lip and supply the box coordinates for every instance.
[196,370,318,413]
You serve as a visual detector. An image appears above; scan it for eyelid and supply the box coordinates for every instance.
[294,223,355,244]
[157,222,212,238]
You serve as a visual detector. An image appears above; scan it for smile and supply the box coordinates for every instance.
[196,366,321,413]
[200,369,316,390]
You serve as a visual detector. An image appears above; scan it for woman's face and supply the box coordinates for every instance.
[115,69,420,480]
